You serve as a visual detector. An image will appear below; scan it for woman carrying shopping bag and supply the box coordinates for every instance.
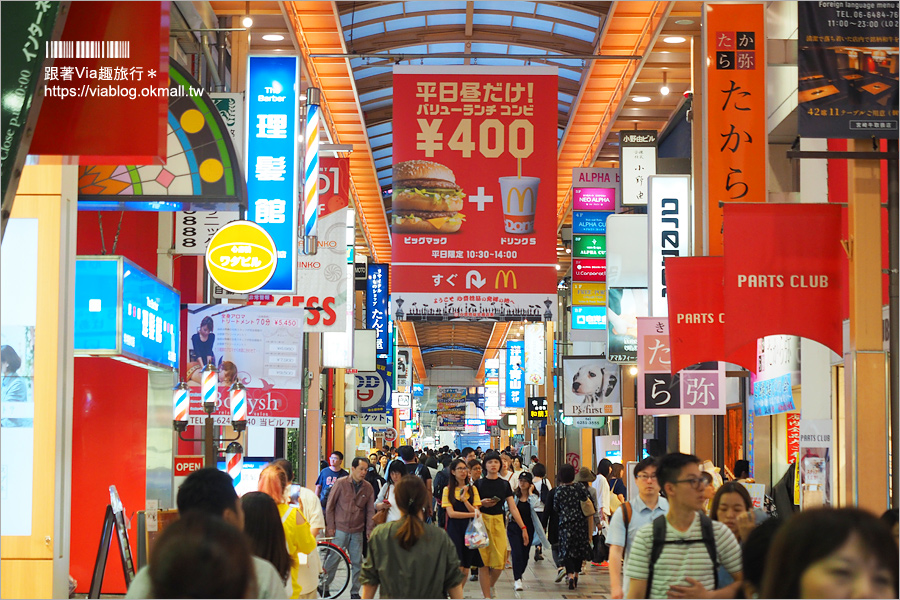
[442,458,485,593]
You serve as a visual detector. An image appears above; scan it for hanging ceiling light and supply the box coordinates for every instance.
[660,71,670,96]
[241,2,253,28]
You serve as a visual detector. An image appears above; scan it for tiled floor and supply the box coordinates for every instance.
[460,554,611,600]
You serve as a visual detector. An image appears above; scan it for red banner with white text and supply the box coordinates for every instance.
[665,256,756,374]
[391,65,558,321]
[723,204,843,355]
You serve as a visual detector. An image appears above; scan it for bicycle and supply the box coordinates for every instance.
[316,538,351,599]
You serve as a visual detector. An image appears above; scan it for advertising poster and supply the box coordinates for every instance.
[798,2,898,138]
[799,419,833,508]
[437,386,467,431]
[704,3,767,256]
[562,356,621,416]
[637,317,727,416]
[355,359,392,427]
[248,157,351,333]
[1,219,37,536]
[723,203,843,356]
[527,396,548,423]
[607,288,649,363]
[506,340,526,409]
[246,55,300,293]
[523,323,545,385]
[391,65,558,321]
[185,304,304,427]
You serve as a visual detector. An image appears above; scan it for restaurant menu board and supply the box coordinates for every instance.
[390,66,558,322]
[798,2,899,138]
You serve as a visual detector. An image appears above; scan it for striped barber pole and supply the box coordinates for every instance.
[201,364,218,409]
[226,442,243,488]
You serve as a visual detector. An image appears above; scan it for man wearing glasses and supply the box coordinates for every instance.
[606,457,669,599]
[625,453,743,599]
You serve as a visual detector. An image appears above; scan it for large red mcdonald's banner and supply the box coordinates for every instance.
[723,204,843,355]
[666,256,756,374]
[390,65,559,322]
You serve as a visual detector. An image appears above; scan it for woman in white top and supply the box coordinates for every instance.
[531,463,552,561]
[375,460,406,523]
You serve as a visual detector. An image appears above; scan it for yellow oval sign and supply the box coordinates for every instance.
[205,221,277,293]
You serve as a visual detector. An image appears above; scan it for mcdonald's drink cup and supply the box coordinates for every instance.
[499,176,540,234]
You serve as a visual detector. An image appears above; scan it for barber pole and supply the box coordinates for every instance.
[172,381,189,423]
[201,363,218,411]
[230,381,247,422]
[226,441,243,488]
[303,87,321,255]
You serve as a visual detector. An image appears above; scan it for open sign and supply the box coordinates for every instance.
[174,456,204,474]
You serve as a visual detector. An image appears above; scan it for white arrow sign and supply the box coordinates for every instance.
[466,270,486,289]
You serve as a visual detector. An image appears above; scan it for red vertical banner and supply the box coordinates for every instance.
[704,3,767,255]
[723,203,844,355]
[666,256,756,374]
[390,66,558,321]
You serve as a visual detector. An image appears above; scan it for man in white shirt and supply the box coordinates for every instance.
[625,453,743,599]
[606,457,669,598]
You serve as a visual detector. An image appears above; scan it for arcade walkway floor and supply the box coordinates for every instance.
[460,556,612,599]
[81,549,612,599]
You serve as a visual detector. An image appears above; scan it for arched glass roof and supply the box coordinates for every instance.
[334,1,610,192]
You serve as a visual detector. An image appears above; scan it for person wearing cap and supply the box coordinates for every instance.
[473,450,529,599]
[506,470,552,592]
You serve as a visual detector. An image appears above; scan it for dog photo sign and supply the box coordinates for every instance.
[563,356,622,416]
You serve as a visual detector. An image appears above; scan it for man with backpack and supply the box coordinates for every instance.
[606,457,669,598]
[398,444,434,520]
[625,453,743,599]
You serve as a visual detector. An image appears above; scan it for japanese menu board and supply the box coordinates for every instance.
[798,2,898,138]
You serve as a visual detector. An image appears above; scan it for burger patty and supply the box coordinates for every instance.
[394,209,457,219]
[393,178,461,190]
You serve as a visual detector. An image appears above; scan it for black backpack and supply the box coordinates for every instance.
[645,513,719,598]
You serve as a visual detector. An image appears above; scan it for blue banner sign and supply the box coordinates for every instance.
[367,264,389,355]
[413,383,425,397]
[572,306,607,330]
[506,340,525,409]
[246,55,299,293]
[752,373,795,417]
[573,210,613,235]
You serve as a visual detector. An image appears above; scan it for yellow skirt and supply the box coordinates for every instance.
[478,513,508,569]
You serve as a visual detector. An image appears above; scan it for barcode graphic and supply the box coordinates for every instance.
[45,40,130,59]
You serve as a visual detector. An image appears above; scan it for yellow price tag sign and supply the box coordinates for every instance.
[205,221,277,293]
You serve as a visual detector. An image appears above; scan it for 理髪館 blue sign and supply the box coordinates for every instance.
[246,55,299,293]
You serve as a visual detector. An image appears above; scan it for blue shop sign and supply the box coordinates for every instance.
[506,340,525,409]
[573,210,613,235]
[246,55,299,293]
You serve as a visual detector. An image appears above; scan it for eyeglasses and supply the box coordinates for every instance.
[636,473,658,481]
[674,477,708,490]
[454,467,468,472]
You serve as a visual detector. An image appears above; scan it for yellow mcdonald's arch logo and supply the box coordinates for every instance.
[505,187,535,213]
[495,270,518,289]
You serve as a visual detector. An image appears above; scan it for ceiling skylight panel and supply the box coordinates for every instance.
[339,3,403,27]
[404,1,467,13]
[472,13,512,26]
[535,4,600,28]
[511,16,553,32]
[475,1,535,14]
[342,22,386,40]
[552,22,595,42]
[385,16,426,32]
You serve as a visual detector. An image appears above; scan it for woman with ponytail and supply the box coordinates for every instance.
[360,475,466,599]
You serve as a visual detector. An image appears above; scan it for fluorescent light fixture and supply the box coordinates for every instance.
[674,19,695,25]
[262,34,284,41]
[632,96,652,102]
[664,36,686,44]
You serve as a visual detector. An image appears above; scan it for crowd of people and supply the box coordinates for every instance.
[134,446,898,599]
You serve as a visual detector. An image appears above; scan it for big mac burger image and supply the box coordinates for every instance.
[391,160,465,234]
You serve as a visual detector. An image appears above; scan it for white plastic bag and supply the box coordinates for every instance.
[465,512,490,549]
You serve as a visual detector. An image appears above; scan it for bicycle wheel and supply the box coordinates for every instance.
[317,541,350,599]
